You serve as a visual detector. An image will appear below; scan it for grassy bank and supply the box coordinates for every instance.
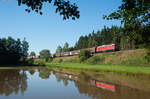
[46,62,150,76]
[52,49,149,66]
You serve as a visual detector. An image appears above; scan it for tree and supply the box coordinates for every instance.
[30,51,36,56]
[104,0,150,60]
[68,46,74,51]
[21,38,29,58]
[103,0,150,43]
[56,45,62,53]
[78,50,91,62]
[39,49,51,62]
[62,42,69,52]
[0,37,29,65]
[88,34,93,48]
[74,36,89,49]
[104,0,150,26]
[91,31,98,47]
[17,0,80,20]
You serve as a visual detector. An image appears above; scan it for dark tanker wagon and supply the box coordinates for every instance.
[85,47,96,54]
[55,53,61,57]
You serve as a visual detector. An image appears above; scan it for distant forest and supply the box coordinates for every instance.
[56,24,149,53]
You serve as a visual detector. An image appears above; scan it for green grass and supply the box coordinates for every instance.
[52,49,149,66]
[46,62,150,76]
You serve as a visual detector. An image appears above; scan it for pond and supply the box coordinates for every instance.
[0,68,150,99]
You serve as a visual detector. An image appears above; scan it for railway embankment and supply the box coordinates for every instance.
[52,49,149,66]
[45,49,150,76]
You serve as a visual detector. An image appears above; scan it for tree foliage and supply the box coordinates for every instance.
[78,50,91,62]
[103,0,150,45]
[30,51,36,56]
[22,38,29,57]
[39,49,51,62]
[56,42,73,53]
[56,45,62,53]
[104,0,150,61]
[62,42,69,52]
[17,0,80,20]
[103,0,150,26]
[74,26,131,50]
[0,37,29,65]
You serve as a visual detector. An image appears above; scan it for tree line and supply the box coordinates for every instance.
[56,42,74,53]
[56,24,148,53]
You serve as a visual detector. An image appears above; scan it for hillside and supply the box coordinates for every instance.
[53,49,149,66]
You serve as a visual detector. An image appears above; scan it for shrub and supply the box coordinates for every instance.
[48,58,53,62]
[78,50,92,62]
[27,58,34,65]
[72,58,80,63]
[121,57,146,65]
[34,59,45,66]
[20,58,34,66]
[86,56,105,64]
[145,50,150,63]
[57,59,63,63]
[36,61,45,66]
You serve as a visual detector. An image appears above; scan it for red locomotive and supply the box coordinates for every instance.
[96,44,118,52]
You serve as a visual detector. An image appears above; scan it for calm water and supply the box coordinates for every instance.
[0,68,150,99]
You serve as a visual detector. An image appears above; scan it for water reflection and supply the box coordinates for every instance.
[0,68,150,99]
[52,71,150,99]
[39,69,51,79]
[0,70,27,96]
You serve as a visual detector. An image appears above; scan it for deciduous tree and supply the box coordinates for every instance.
[0,37,29,65]
[17,0,80,20]
[39,49,51,62]
[30,51,36,56]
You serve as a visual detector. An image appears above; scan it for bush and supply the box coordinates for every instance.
[19,58,34,66]
[34,59,45,66]
[78,50,92,62]
[48,58,53,62]
[86,56,105,64]
[57,59,63,63]
[145,50,150,63]
[27,58,34,65]
[36,61,45,66]
[121,57,146,65]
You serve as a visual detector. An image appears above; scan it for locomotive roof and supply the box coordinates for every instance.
[100,44,116,47]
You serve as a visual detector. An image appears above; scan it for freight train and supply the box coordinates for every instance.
[55,44,118,57]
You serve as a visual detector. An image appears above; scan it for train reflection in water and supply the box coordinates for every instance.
[53,71,116,92]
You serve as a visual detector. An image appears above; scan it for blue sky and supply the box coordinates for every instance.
[0,0,121,54]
